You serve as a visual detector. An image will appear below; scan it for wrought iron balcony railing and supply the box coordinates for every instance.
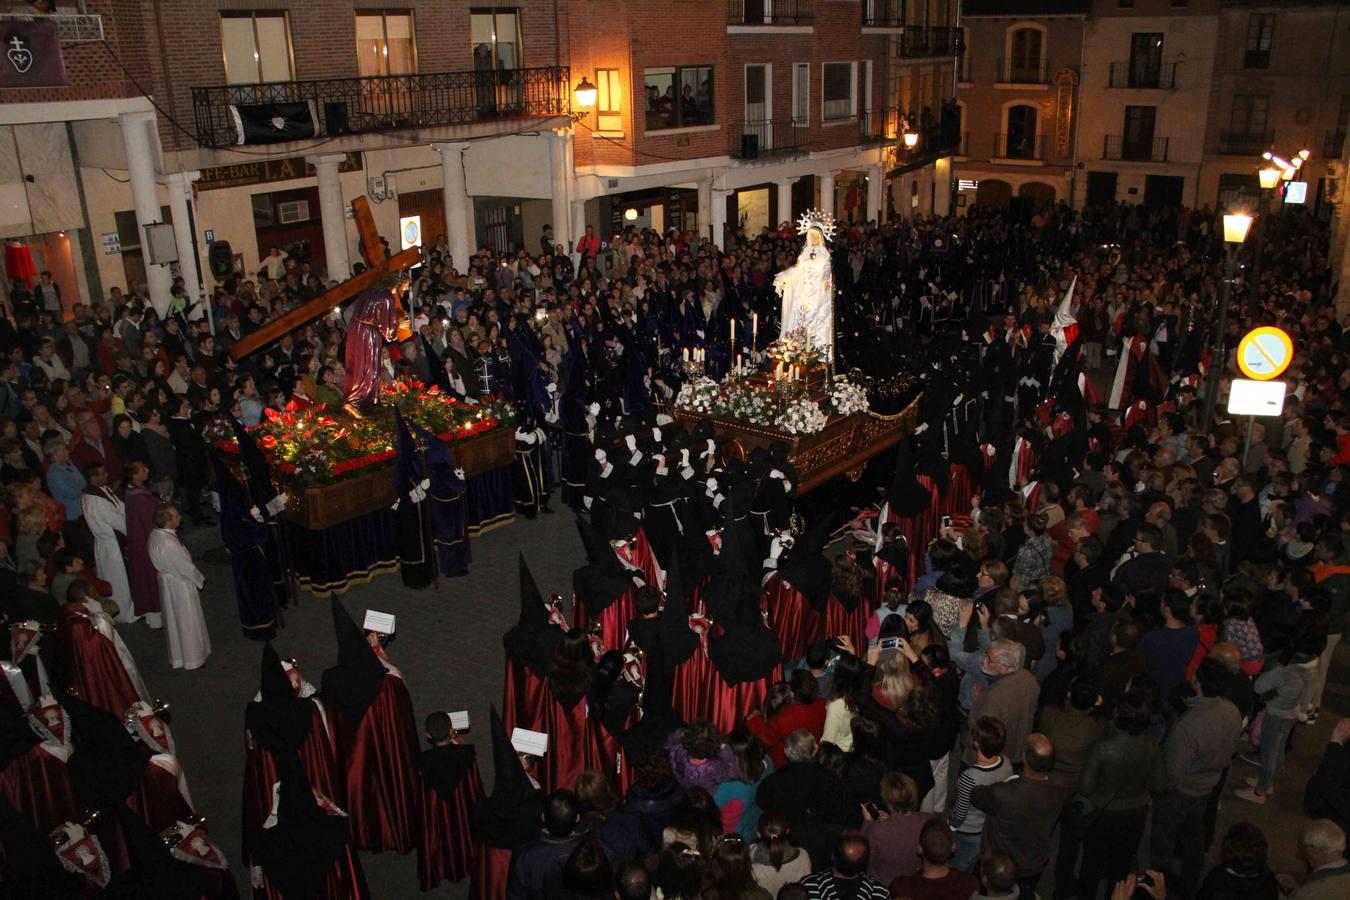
[191,66,569,149]
[1217,129,1274,156]
[993,132,1048,161]
[1103,134,1170,162]
[727,0,813,26]
[1107,61,1177,89]
[996,56,1049,85]
[728,119,810,159]
[898,26,964,58]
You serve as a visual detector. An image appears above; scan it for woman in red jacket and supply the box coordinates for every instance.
[745,669,826,768]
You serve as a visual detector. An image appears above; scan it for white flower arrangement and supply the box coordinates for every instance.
[828,377,869,417]
[780,397,829,435]
[675,373,871,436]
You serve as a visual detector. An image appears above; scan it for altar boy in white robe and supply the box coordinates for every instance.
[80,462,134,623]
[148,504,211,670]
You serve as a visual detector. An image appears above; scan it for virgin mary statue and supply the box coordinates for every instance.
[774,210,836,354]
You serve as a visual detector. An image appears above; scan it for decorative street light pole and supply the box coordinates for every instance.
[1201,212,1255,427]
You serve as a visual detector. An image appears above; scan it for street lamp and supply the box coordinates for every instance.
[903,129,919,150]
[1201,212,1255,426]
[572,77,597,120]
[1251,148,1310,307]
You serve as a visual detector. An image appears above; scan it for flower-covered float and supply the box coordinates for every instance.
[672,330,918,494]
[210,379,517,530]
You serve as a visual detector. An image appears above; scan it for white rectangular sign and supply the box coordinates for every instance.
[362,610,396,634]
[449,710,470,731]
[511,727,549,757]
[1228,378,1287,417]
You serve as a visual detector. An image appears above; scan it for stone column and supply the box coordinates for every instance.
[818,171,836,218]
[711,189,729,249]
[305,153,351,282]
[118,111,173,315]
[866,163,884,223]
[548,130,573,254]
[933,157,953,216]
[697,179,713,241]
[775,177,796,224]
[433,142,473,271]
[162,170,210,330]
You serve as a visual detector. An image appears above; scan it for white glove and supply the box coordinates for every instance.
[594,449,607,463]
[625,435,637,453]
[769,469,785,480]
[783,480,793,493]
[454,467,466,481]
[629,450,643,466]
[545,383,557,394]
[265,492,289,516]
[249,505,264,523]
[516,429,537,445]
[652,428,662,443]
[712,493,725,509]
[681,465,695,480]
[583,496,593,509]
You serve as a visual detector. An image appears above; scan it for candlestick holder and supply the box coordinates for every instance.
[681,359,705,380]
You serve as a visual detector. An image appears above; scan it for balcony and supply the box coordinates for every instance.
[1103,134,1170,162]
[1325,131,1346,160]
[993,132,1048,162]
[728,119,809,159]
[727,0,813,26]
[1107,61,1177,89]
[898,26,965,59]
[1218,129,1273,156]
[0,12,104,42]
[191,66,569,149]
[996,57,1049,85]
[861,0,902,27]
[858,108,901,146]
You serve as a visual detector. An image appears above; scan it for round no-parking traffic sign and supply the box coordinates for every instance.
[1236,327,1293,381]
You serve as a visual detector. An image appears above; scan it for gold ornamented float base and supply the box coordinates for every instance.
[675,394,919,496]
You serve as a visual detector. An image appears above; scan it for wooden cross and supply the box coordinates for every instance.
[229,196,422,360]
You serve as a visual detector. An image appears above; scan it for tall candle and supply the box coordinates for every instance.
[730,319,736,349]
[752,313,758,348]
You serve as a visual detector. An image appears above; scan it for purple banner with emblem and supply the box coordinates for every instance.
[0,19,67,89]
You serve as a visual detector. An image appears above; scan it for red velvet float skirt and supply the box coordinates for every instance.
[944,463,978,520]
[572,586,638,655]
[332,676,421,854]
[822,592,872,658]
[417,764,485,889]
[533,692,609,796]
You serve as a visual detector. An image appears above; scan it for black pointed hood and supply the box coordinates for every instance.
[709,577,782,686]
[232,418,279,508]
[415,740,477,805]
[246,642,312,754]
[503,555,564,678]
[60,690,147,810]
[573,516,633,614]
[779,514,834,611]
[0,795,83,897]
[471,705,544,851]
[887,437,932,517]
[103,806,211,900]
[252,750,354,900]
[320,598,387,726]
[619,627,683,758]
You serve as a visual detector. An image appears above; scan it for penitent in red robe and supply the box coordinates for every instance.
[125,484,161,620]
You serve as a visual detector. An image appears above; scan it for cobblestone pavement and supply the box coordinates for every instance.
[116,514,1348,899]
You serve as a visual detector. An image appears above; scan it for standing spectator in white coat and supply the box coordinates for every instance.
[148,504,210,670]
[80,462,133,622]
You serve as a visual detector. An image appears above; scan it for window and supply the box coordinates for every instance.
[1230,93,1269,135]
[822,62,856,121]
[1122,105,1157,160]
[1129,33,1164,87]
[1245,13,1273,69]
[356,11,415,76]
[595,69,623,133]
[644,66,714,131]
[471,9,521,71]
[1008,27,1043,82]
[221,11,293,84]
[792,63,809,126]
[1004,104,1038,159]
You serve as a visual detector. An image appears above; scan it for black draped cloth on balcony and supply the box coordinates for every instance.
[230,101,320,145]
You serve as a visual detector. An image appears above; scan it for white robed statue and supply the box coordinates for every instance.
[774,210,836,354]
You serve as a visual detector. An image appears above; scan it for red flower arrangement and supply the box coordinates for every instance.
[214,381,514,484]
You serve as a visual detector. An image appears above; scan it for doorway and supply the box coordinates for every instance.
[1144,175,1184,210]
[1086,172,1118,207]
[398,190,448,252]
